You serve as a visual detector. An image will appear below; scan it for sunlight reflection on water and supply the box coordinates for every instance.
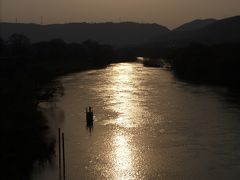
[105,64,138,179]
[113,133,133,179]
[110,64,139,128]
[35,63,240,180]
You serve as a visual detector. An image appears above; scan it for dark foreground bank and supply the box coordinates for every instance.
[0,34,126,180]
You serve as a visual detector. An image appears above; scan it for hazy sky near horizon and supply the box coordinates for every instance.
[1,0,240,29]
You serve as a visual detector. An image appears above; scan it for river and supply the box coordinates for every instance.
[33,62,240,180]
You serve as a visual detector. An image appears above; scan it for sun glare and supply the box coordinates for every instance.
[113,133,134,180]
[109,64,137,128]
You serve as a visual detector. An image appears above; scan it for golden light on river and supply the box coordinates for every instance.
[113,133,133,179]
[109,64,138,179]
[110,63,136,128]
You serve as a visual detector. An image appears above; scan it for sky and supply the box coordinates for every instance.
[1,0,240,29]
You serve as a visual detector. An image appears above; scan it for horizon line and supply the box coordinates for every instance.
[1,15,240,30]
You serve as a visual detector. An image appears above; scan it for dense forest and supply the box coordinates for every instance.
[169,42,240,87]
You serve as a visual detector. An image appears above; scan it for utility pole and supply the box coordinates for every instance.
[62,133,66,180]
[0,0,2,36]
[58,128,62,180]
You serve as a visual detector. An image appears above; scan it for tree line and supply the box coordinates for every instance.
[0,34,117,179]
[168,42,240,87]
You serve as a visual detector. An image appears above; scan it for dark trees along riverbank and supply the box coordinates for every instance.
[169,43,240,87]
[0,34,116,179]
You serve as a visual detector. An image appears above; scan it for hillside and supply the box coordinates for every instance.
[173,19,217,32]
[0,22,170,46]
[1,16,240,47]
[194,16,240,43]
[152,15,240,47]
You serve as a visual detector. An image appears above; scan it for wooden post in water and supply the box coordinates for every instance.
[62,132,66,180]
[86,106,94,126]
[58,128,62,180]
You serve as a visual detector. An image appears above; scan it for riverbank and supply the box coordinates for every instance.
[169,43,240,87]
[0,35,133,179]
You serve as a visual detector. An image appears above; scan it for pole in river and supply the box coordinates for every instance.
[86,106,94,125]
[62,132,66,180]
[58,128,62,180]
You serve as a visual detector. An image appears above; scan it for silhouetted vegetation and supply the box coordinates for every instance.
[0,34,117,179]
[1,22,170,46]
[169,42,240,87]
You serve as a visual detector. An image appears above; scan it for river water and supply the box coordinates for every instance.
[33,62,240,180]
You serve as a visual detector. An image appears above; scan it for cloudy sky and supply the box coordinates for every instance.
[1,0,240,28]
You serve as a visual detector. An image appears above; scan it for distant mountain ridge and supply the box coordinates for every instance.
[1,15,240,46]
[150,15,240,47]
[194,16,240,43]
[173,19,217,32]
[0,22,170,46]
